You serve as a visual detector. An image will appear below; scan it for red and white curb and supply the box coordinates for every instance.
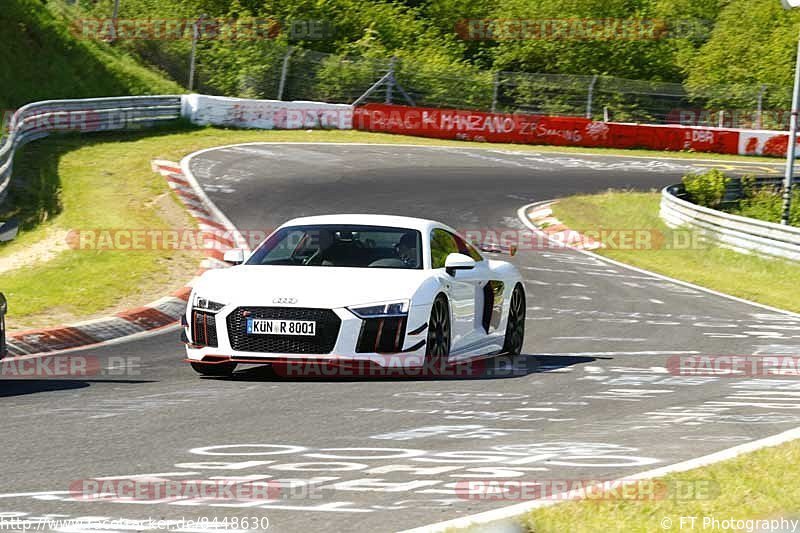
[4,159,242,357]
[527,202,603,251]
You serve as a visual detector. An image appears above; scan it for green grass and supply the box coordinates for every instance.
[0,0,182,111]
[0,127,202,330]
[523,440,800,533]
[0,125,792,330]
[550,191,800,313]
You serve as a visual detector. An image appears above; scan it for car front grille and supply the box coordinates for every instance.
[226,307,341,354]
[192,310,218,348]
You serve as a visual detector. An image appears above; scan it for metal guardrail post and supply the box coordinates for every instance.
[756,84,766,129]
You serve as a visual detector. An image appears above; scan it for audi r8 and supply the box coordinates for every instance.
[182,214,525,376]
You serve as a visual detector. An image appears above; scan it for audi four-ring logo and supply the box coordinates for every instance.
[273,297,298,304]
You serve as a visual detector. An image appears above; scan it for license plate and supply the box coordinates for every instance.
[246,318,316,336]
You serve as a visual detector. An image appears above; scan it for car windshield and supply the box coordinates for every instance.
[246,225,423,269]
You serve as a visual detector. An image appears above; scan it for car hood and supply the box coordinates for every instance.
[192,265,437,309]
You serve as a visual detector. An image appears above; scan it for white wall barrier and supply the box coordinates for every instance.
[181,94,353,130]
[737,128,800,157]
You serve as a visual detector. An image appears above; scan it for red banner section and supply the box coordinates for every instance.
[353,104,742,155]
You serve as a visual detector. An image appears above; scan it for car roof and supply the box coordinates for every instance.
[279,214,452,233]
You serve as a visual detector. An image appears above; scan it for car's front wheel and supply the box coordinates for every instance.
[190,362,237,377]
[425,294,451,373]
[502,284,526,355]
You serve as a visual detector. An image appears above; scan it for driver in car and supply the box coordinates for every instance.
[396,233,418,268]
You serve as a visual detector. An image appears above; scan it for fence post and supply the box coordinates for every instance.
[386,57,397,104]
[109,0,120,43]
[718,110,725,128]
[491,71,500,113]
[277,47,294,101]
[781,36,800,226]
[586,75,598,119]
[603,106,609,122]
[188,14,207,91]
[756,84,766,129]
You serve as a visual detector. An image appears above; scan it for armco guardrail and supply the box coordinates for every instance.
[0,94,358,206]
[0,95,183,205]
[660,184,800,262]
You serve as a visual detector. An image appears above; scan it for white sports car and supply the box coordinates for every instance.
[182,214,526,376]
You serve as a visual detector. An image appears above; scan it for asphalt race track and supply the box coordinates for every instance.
[1,144,797,532]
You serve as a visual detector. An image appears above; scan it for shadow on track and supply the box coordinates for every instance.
[195,354,601,382]
[0,379,156,398]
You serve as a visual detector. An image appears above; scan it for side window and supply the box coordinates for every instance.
[453,233,484,262]
[430,229,459,269]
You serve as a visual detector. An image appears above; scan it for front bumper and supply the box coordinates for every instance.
[183,304,430,368]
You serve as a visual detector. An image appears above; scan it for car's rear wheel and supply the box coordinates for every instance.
[425,294,451,374]
[190,362,237,376]
[502,284,526,355]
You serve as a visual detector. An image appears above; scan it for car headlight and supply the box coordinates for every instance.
[192,294,225,313]
[348,299,409,319]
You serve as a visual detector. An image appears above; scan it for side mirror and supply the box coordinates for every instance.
[223,249,245,265]
[0,293,6,315]
[444,253,476,276]
[0,219,19,242]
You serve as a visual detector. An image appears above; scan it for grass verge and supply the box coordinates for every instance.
[523,439,800,533]
[0,126,791,331]
[0,128,202,331]
[550,191,800,313]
